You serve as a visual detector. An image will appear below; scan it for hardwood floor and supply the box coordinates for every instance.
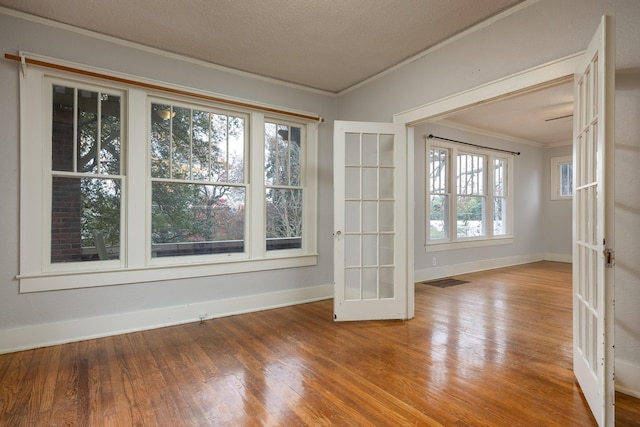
[1,262,638,426]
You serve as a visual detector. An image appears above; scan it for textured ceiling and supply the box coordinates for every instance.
[0,0,525,93]
[1,0,572,145]
[436,81,575,145]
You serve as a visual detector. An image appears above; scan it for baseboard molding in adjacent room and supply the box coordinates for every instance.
[616,359,640,398]
[415,253,544,283]
[0,283,333,355]
[543,253,572,263]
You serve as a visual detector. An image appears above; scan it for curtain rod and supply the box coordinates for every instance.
[427,134,521,156]
[4,53,324,123]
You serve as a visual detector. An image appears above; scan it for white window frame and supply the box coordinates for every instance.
[17,56,318,293]
[550,155,573,200]
[426,141,514,251]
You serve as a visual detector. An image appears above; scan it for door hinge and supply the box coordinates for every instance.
[604,248,615,268]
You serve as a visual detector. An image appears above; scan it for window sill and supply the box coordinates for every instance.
[17,254,318,293]
[425,237,514,252]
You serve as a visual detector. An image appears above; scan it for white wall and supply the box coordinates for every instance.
[338,0,640,397]
[614,69,640,396]
[0,11,337,352]
[542,144,573,260]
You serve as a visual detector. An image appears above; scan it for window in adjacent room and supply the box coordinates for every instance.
[426,141,513,250]
[550,155,573,200]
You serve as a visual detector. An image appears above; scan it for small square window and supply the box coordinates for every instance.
[551,155,573,200]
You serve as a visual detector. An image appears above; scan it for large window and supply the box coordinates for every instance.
[150,102,247,257]
[427,142,513,249]
[50,84,124,263]
[18,59,318,292]
[265,121,304,251]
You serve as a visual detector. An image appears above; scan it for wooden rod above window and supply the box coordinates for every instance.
[5,53,325,123]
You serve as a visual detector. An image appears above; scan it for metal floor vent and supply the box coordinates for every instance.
[419,278,469,288]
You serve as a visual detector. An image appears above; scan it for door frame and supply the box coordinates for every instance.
[393,54,581,127]
[390,49,614,422]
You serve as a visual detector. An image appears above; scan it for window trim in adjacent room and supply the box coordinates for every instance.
[16,53,319,293]
[425,140,514,252]
[550,155,573,200]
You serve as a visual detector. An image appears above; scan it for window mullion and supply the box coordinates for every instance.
[249,112,266,259]
[125,89,147,267]
[450,147,458,243]
[486,155,494,238]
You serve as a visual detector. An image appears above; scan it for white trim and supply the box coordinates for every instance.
[0,8,336,97]
[394,54,581,126]
[616,360,640,398]
[416,254,572,282]
[543,252,572,263]
[339,0,542,95]
[18,62,320,293]
[426,237,514,252]
[0,283,333,355]
[550,155,573,200]
[18,255,318,293]
[436,119,544,147]
[414,253,543,283]
[19,51,321,120]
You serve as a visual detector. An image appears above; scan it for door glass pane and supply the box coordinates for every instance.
[379,134,394,166]
[362,133,377,166]
[379,201,394,233]
[379,168,394,198]
[362,201,378,232]
[345,269,361,300]
[344,235,360,267]
[362,268,378,300]
[345,201,361,233]
[363,235,377,266]
[379,267,394,299]
[379,235,394,265]
[362,168,377,199]
[345,167,360,199]
[345,133,360,164]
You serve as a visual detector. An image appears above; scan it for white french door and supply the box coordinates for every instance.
[572,15,615,427]
[333,121,412,321]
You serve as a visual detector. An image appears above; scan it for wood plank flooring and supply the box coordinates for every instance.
[1,262,639,426]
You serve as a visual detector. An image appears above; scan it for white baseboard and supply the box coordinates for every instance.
[616,359,640,398]
[0,283,333,355]
[415,253,544,282]
[415,253,572,283]
[543,252,572,263]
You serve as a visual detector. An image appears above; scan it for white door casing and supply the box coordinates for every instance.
[333,121,412,321]
[572,15,615,427]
